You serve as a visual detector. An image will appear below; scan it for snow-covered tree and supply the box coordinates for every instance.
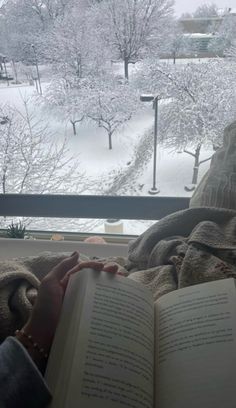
[180,4,219,40]
[4,0,73,32]
[193,3,219,17]
[43,67,140,143]
[87,76,139,149]
[0,101,88,194]
[22,0,71,25]
[0,0,77,66]
[228,41,236,61]
[42,3,106,81]
[165,21,192,63]
[95,0,174,79]
[162,61,236,187]
[181,3,218,18]
[138,60,236,187]
[180,12,192,18]
[0,0,43,64]
[210,13,236,56]
[42,8,85,78]
[43,78,89,135]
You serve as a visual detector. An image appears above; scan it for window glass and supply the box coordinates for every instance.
[0,0,235,233]
[1,217,156,238]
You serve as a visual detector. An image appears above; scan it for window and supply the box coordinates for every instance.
[0,0,235,236]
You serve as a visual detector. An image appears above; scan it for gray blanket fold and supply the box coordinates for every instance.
[127,207,236,301]
[0,207,236,342]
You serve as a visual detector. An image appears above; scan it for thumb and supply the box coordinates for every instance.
[49,252,79,281]
[60,262,82,290]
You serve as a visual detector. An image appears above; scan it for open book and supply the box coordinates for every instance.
[45,270,236,408]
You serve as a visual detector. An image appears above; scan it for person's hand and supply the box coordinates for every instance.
[22,251,81,353]
[60,259,121,289]
[22,255,122,353]
[18,253,123,373]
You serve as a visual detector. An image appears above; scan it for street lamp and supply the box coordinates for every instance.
[140,94,160,195]
[31,44,42,95]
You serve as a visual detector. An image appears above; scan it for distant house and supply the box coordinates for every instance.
[177,9,236,58]
[180,16,222,35]
[182,32,218,57]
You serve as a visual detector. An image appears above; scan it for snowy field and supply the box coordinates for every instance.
[0,77,212,235]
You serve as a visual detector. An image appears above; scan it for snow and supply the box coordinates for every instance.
[159,57,222,65]
[184,33,215,38]
[140,94,155,99]
[62,109,154,177]
[0,79,212,236]
[0,84,35,109]
[138,148,211,197]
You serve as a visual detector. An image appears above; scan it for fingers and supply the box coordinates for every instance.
[77,261,105,271]
[103,264,119,273]
[60,261,104,286]
[60,262,83,290]
[60,261,104,289]
[60,260,125,290]
[103,264,125,276]
[49,252,79,281]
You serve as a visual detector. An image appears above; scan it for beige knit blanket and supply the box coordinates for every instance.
[0,207,236,343]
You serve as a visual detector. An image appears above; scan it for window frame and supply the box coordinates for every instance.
[0,194,190,220]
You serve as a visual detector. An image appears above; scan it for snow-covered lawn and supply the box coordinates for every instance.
[0,84,35,110]
[0,82,212,235]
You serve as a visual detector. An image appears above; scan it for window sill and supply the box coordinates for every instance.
[0,237,128,260]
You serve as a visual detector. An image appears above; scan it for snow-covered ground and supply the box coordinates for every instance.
[0,78,212,235]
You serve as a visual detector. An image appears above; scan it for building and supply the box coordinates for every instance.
[178,9,236,58]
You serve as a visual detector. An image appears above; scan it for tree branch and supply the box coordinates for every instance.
[183,149,196,158]
[199,156,213,166]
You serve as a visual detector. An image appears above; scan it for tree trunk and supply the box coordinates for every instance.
[173,51,176,64]
[191,145,201,185]
[71,121,77,135]
[2,172,6,194]
[35,79,39,93]
[108,132,112,150]
[124,57,129,80]
[12,60,18,83]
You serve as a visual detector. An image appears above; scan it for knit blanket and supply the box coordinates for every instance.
[0,207,236,342]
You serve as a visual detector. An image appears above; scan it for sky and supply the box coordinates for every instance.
[174,0,236,16]
[0,0,235,17]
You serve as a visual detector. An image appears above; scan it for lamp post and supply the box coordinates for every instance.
[140,94,160,195]
[31,44,42,95]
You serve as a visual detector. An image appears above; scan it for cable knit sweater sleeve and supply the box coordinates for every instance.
[0,337,52,408]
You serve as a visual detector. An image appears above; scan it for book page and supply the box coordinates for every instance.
[155,278,236,408]
[45,269,89,405]
[46,269,154,408]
